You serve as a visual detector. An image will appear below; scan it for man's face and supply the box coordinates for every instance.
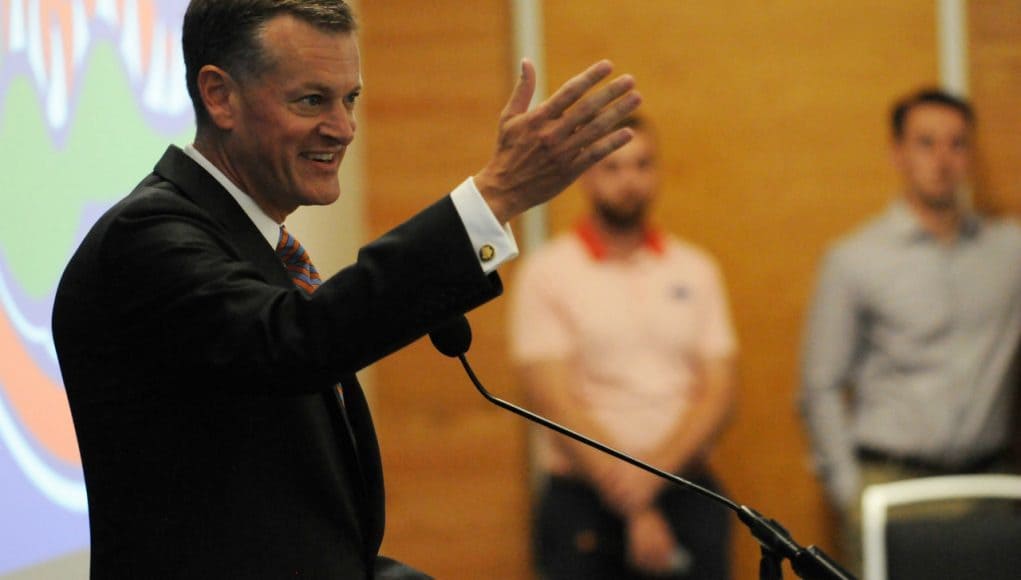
[581,130,659,230]
[892,104,971,210]
[221,15,361,222]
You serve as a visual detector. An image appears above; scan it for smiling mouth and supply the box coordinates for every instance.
[303,152,336,163]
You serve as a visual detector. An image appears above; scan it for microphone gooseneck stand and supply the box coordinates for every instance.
[430,316,855,580]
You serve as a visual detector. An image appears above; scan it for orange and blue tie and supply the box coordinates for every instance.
[276,227,353,410]
[276,225,322,294]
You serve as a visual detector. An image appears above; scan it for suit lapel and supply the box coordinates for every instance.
[339,374,386,555]
[153,145,386,556]
[153,146,291,289]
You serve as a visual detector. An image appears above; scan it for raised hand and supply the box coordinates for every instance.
[474,59,641,223]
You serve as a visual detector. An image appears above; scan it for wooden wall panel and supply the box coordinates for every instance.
[970,1,1021,216]
[969,0,1021,465]
[358,3,532,578]
[539,3,937,578]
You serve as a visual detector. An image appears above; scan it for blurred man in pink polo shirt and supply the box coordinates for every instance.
[509,116,738,580]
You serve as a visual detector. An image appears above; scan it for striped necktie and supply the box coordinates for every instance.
[276,226,351,409]
[276,225,321,293]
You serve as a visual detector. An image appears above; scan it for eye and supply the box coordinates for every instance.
[299,94,325,107]
[290,94,328,116]
[344,90,361,108]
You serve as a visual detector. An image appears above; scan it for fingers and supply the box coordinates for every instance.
[563,92,641,163]
[476,58,642,221]
[538,59,614,121]
[552,73,637,142]
[499,59,537,124]
[568,125,636,176]
[541,63,642,180]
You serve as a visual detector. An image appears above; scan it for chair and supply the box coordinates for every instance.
[861,474,1021,580]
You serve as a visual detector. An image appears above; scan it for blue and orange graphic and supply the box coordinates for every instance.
[1,0,192,573]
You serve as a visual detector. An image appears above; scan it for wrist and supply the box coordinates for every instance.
[472,169,519,224]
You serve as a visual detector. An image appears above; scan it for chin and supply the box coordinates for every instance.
[921,193,958,210]
[303,187,343,207]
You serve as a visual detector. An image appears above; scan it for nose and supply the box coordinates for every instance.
[319,107,356,145]
[621,167,643,191]
[934,143,958,168]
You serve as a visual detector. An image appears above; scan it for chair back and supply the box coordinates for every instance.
[861,474,1021,580]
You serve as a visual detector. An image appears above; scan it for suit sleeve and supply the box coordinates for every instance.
[99,192,501,392]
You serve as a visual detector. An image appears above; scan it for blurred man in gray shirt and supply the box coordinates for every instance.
[799,88,1021,573]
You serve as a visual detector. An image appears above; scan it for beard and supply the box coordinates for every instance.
[593,198,649,232]
[917,187,960,211]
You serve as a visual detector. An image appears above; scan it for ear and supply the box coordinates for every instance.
[888,137,904,172]
[197,65,239,130]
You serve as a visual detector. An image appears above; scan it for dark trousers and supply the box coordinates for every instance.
[534,472,732,580]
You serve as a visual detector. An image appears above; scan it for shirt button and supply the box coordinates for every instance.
[479,244,496,262]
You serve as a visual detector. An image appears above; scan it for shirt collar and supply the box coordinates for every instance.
[574,217,666,261]
[183,144,282,249]
[886,199,981,243]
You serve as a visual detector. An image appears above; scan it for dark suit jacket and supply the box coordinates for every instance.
[52,146,501,578]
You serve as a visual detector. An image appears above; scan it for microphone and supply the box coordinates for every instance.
[429,316,472,358]
[428,315,854,580]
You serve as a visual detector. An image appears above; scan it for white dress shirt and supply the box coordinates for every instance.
[183,144,518,273]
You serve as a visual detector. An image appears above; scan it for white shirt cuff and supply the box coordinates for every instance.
[449,177,519,274]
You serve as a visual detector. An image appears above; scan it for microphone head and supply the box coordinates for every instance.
[429,315,472,357]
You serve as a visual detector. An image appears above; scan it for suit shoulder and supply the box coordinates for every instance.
[119,173,208,219]
[87,172,219,244]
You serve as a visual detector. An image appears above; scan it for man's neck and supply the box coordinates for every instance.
[903,192,963,243]
[192,133,291,224]
[182,143,283,248]
[590,215,648,259]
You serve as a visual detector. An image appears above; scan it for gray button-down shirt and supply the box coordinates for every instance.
[799,201,1021,506]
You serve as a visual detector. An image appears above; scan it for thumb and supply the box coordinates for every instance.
[499,58,536,123]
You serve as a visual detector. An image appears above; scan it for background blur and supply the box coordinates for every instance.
[2,1,1020,578]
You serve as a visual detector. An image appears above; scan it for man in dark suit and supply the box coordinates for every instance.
[51,0,640,577]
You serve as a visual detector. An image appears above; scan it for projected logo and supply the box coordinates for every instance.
[0,0,192,572]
